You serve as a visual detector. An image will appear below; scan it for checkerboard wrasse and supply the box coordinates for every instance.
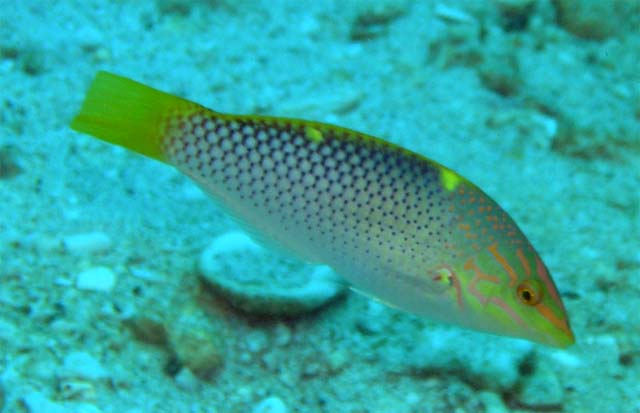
[71,71,574,347]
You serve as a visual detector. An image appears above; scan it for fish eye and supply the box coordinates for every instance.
[516,280,543,306]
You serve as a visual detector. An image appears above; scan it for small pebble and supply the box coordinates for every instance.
[21,390,66,413]
[485,108,558,150]
[92,47,111,63]
[167,303,226,380]
[237,386,252,400]
[478,48,520,96]
[253,396,288,413]
[76,25,104,52]
[434,4,475,24]
[180,182,207,200]
[302,362,321,378]
[125,316,168,346]
[273,323,291,347]
[76,266,117,292]
[245,330,269,354]
[128,266,165,282]
[58,379,96,401]
[62,232,112,255]
[351,0,408,40]
[327,349,350,373]
[547,349,582,368]
[174,368,201,392]
[355,301,387,335]
[354,0,408,26]
[405,392,420,406]
[60,351,109,381]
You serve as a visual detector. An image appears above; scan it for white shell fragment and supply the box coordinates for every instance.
[62,232,112,255]
[253,396,289,413]
[75,266,117,292]
[60,351,109,381]
[434,4,476,24]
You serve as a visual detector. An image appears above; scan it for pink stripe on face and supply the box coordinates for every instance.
[490,296,527,329]
[487,244,518,287]
[535,254,560,305]
[465,258,527,329]
[465,258,500,307]
[516,248,531,277]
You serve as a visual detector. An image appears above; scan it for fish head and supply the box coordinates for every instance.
[434,175,575,347]
[457,241,575,348]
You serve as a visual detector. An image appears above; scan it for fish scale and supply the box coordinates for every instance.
[70,71,574,347]
[164,112,455,284]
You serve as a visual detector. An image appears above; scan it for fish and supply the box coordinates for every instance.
[70,71,575,348]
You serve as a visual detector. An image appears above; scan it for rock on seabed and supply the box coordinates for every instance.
[199,231,347,316]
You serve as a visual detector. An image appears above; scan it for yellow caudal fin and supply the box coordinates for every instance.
[70,71,199,162]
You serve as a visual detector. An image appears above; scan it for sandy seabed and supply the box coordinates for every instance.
[1,1,639,412]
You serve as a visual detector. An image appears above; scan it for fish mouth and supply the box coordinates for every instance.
[554,329,576,348]
[536,327,575,348]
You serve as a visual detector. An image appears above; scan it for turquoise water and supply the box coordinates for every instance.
[1,1,639,412]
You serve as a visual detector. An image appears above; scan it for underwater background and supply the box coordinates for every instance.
[1,0,639,412]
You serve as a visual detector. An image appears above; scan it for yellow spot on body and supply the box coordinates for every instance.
[440,167,463,192]
[305,126,324,143]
